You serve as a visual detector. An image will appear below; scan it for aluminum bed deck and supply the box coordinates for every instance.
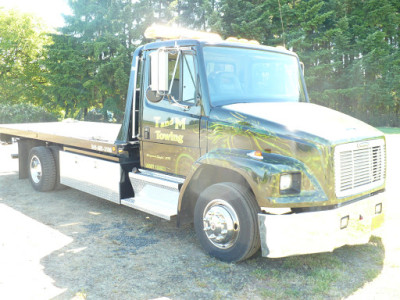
[0,120,122,154]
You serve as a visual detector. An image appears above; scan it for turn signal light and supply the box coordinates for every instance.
[254,150,262,157]
[247,150,263,160]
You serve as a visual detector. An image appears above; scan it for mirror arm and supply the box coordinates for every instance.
[168,51,181,95]
[167,94,190,110]
[166,50,189,110]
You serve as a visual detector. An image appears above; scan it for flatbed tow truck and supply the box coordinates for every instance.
[0,25,386,262]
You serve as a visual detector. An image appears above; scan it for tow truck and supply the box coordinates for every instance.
[0,25,386,262]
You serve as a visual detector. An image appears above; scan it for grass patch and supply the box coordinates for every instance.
[281,253,343,270]
[259,285,302,299]
[250,244,384,300]
[310,268,341,294]
[251,268,269,280]
[377,127,400,134]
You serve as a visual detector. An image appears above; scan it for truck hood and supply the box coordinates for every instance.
[219,102,383,144]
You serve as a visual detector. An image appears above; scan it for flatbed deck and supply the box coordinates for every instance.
[0,120,122,155]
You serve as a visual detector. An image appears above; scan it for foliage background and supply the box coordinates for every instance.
[0,0,399,126]
[0,103,58,123]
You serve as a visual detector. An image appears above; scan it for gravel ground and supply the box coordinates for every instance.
[0,135,399,300]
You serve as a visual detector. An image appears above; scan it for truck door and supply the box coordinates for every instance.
[140,49,201,177]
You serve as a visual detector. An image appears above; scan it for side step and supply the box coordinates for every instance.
[121,169,185,220]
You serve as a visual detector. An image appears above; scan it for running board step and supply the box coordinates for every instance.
[121,169,185,220]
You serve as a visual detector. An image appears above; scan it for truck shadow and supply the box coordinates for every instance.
[0,173,385,299]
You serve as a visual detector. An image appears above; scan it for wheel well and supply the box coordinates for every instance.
[178,165,254,225]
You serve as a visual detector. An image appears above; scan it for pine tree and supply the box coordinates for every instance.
[43,34,91,118]
[45,0,144,121]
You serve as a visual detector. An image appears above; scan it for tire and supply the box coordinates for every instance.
[194,182,261,262]
[28,146,56,192]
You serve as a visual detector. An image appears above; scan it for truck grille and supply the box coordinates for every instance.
[334,139,385,198]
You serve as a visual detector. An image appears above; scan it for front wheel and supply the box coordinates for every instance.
[194,182,260,262]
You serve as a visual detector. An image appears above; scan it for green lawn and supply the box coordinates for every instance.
[377,127,400,134]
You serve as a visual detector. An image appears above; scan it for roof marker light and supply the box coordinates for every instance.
[144,25,261,45]
[226,37,260,45]
[144,24,222,42]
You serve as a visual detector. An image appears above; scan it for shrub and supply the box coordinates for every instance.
[0,103,59,124]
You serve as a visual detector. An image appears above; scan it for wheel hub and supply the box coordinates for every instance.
[30,155,42,184]
[203,199,240,249]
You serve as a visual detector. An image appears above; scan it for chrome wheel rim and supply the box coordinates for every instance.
[203,199,240,249]
[30,155,42,184]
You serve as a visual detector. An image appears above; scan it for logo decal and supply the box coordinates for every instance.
[153,116,186,130]
[155,130,184,144]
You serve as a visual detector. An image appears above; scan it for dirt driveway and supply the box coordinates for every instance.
[0,135,399,300]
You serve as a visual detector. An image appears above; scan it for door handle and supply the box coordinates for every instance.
[144,127,150,139]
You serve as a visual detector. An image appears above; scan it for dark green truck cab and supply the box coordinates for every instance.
[0,27,386,262]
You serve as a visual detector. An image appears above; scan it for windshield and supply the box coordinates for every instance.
[203,46,306,106]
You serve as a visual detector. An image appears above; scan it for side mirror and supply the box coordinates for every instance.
[300,62,305,75]
[149,50,168,100]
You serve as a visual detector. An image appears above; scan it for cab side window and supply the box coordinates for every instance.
[182,54,196,104]
[168,54,180,100]
[167,53,197,105]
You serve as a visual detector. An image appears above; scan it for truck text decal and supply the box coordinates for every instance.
[153,117,186,130]
[91,144,114,153]
[155,130,184,144]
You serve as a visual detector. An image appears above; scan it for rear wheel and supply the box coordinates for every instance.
[194,182,260,262]
[28,146,56,192]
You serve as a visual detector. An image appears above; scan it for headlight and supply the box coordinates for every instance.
[280,174,293,190]
[279,172,301,195]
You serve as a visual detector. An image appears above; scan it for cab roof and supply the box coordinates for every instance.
[142,39,297,57]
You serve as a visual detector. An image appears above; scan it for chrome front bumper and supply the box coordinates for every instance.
[258,192,385,258]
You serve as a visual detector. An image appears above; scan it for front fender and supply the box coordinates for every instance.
[180,148,327,209]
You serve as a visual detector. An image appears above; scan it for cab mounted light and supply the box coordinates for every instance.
[280,172,301,195]
[144,24,261,45]
[226,37,260,45]
[144,24,222,42]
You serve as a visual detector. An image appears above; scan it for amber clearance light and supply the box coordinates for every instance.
[144,24,260,45]
[144,24,222,42]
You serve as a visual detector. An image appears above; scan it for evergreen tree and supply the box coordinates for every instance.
[43,34,91,118]
[177,0,221,30]
[45,0,142,121]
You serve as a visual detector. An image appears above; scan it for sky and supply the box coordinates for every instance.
[0,0,72,29]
